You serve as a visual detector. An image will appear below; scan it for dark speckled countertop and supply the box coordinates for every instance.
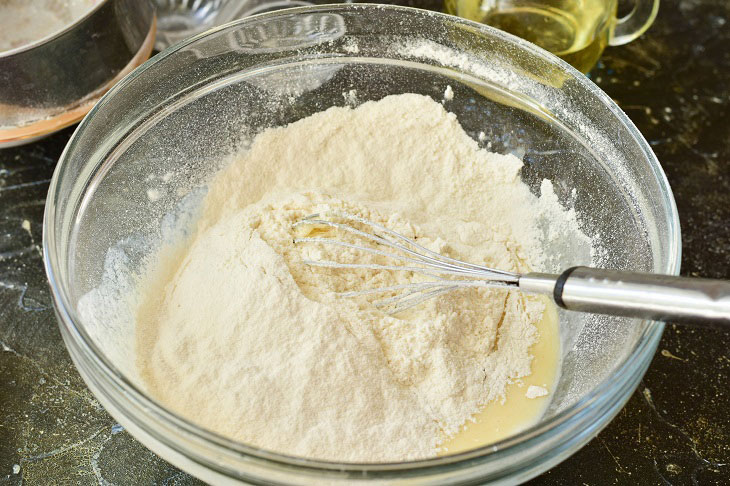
[1,1,728,484]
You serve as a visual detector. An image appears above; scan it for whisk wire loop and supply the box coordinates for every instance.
[293,211,520,313]
[293,212,730,324]
[294,218,483,276]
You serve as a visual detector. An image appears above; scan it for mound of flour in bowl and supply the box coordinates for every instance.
[132,93,592,462]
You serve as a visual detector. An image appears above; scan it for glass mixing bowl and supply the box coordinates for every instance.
[43,5,680,484]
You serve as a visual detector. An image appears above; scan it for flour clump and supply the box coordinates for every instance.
[134,94,592,462]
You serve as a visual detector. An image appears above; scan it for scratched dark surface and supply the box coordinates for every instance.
[1,0,729,484]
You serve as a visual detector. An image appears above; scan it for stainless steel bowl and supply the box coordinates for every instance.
[0,0,156,147]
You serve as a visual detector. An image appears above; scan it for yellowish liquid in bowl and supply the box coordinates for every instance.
[441,298,561,454]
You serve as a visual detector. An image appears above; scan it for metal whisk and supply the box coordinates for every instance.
[294,212,730,328]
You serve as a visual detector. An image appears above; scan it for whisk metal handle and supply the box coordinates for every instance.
[520,267,730,329]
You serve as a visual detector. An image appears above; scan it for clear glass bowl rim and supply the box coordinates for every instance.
[42,3,681,478]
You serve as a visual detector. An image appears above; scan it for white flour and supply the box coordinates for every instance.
[0,0,98,52]
[526,385,549,399]
[133,94,592,462]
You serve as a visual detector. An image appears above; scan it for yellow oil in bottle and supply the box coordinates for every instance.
[445,0,616,73]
